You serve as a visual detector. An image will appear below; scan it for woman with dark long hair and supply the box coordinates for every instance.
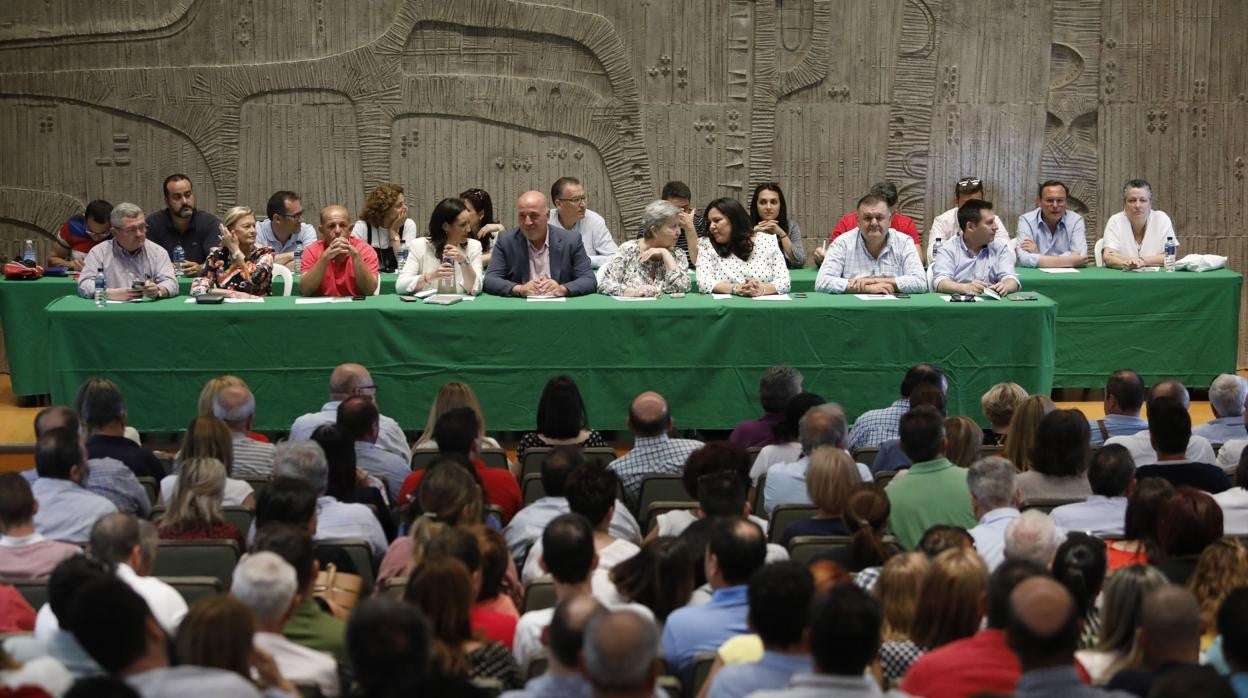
[396,197,482,295]
[749,181,805,268]
[696,197,791,296]
[515,375,608,464]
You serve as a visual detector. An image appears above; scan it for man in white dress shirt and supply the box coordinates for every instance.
[1105,379,1215,466]
[214,385,276,479]
[89,513,187,634]
[1213,451,1248,536]
[967,456,1022,571]
[925,177,1010,261]
[289,363,410,463]
[548,176,618,268]
[814,193,927,295]
[1194,374,1248,446]
[232,552,339,697]
[1051,444,1134,537]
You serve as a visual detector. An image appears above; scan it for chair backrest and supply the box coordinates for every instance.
[636,474,692,520]
[874,470,898,489]
[159,575,225,605]
[644,501,699,535]
[271,263,294,296]
[317,539,376,595]
[689,651,718,697]
[223,506,254,532]
[1094,237,1106,267]
[753,474,767,520]
[768,504,819,544]
[153,451,174,476]
[852,447,880,467]
[522,473,546,506]
[1,576,49,610]
[410,449,440,471]
[787,535,855,566]
[523,579,557,614]
[981,444,1005,457]
[152,539,241,588]
[521,447,554,479]
[1021,498,1082,514]
[136,476,159,508]
[479,448,508,470]
[525,654,549,680]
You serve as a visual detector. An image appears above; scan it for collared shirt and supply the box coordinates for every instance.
[84,456,151,516]
[353,441,408,502]
[815,229,927,294]
[1051,496,1128,537]
[969,507,1020,570]
[662,585,751,676]
[763,454,872,514]
[1194,416,1248,446]
[549,209,618,268]
[1101,210,1177,260]
[706,650,811,698]
[31,478,117,545]
[1014,208,1088,268]
[289,401,411,463]
[1214,486,1248,536]
[231,432,277,479]
[527,231,552,280]
[300,236,379,296]
[76,239,178,299]
[126,665,276,698]
[608,434,704,509]
[254,631,340,697]
[86,434,166,480]
[116,562,188,633]
[926,208,1011,260]
[900,629,1020,698]
[255,219,318,254]
[1135,459,1231,493]
[0,533,80,579]
[830,211,921,247]
[846,399,910,453]
[1015,665,1134,698]
[316,496,388,559]
[513,602,654,669]
[931,234,1019,289]
[284,596,348,666]
[749,672,900,698]
[503,496,641,562]
[1088,414,1148,446]
[1104,431,1216,466]
[145,208,222,263]
[885,457,977,550]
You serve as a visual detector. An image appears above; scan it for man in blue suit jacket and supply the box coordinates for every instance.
[483,190,598,297]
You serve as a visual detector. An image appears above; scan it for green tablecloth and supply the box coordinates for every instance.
[44,291,1056,433]
[790,267,1242,387]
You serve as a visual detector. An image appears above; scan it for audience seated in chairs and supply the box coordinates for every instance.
[160,416,255,509]
[251,523,349,665]
[0,472,81,578]
[268,441,387,560]
[155,457,244,549]
[398,407,522,520]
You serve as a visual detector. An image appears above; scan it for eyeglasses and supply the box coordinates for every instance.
[956,177,983,192]
[281,210,304,220]
[115,223,148,235]
[354,384,377,396]
[557,196,587,204]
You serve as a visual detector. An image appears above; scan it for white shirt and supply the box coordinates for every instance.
[396,236,484,295]
[1213,487,1248,536]
[654,509,770,538]
[926,207,1010,261]
[750,442,803,483]
[969,507,1020,571]
[548,208,618,268]
[1104,430,1215,466]
[315,496,388,559]
[503,496,641,562]
[351,218,418,251]
[695,234,791,294]
[1049,496,1128,537]
[254,631,339,697]
[159,475,253,507]
[1100,210,1176,260]
[0,656,73,696]
[522,537,639,586]
[1217,438,1248,474]
[117,562,188,633]
[513,601,654,668]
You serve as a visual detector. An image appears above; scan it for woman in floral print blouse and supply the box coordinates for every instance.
[190,205,275,298]
[598,199,691,297]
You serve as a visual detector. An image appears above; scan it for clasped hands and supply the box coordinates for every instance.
[846,278,897,295]
[731,279,768,297]
[954,279,1015,296]
[514,276,566,297]
[323,236,360,262]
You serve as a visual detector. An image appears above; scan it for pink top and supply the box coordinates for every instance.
[0,534,81,578]
[527,234,551,281]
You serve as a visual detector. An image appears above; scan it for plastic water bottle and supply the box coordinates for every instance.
[173,245,185,277]
[94,267,106,308]
[437,256,455,295]
[397,244,408,271]
[932,235,943,260]
[21,240,35,264]
[1163,235,1177,272]
[293,242,303,276]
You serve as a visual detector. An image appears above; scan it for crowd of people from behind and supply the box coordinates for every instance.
[4,361,1248,697]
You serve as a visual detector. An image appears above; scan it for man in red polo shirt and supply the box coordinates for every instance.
[301,205,379,296]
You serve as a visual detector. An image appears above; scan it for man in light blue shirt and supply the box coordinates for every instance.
[31,427,117,545]
[1194,374,1248,446]
[967,456,1022,570]
[256,190,318,266]
[1051,444,1133,537]
[931,199,1020,296]
[662,518,766,678]
[815,193,927,295]
[705,561,813,698]
[1014,181,1089,268]
[1089,370,1148,446]
[338,396,408,502]
[272,441,388,559]
[765,404,872,514]
[548,176,618,268]
[290,363,410,462]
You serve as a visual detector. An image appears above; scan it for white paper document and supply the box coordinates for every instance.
[527,296,566,302]
[753,294,791,301]
[854,294,899,301]
[612,296,658,302]
[224,297,264,303]
[711,293,733,300]
[294,297,351,304]
[1037,268,1080,274]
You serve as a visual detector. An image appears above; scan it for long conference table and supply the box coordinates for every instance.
[0,265,1239,432]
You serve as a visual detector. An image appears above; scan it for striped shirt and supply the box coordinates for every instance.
[231,432,276,479]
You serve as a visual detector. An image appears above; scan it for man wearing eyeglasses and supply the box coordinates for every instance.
[145,174,221,276]
[926,177,1010,261]
[77,202,178,300]
[288,363,411,463]
[815,193,928,295]
[483,190,597,297]
[547,176,618,268]
[255,190,318,267]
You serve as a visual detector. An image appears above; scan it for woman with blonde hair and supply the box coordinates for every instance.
[1075,564,1169,683]
[778,446,857,547]
[157,457,244,548]
[874,552,931,642]
[1189,537,1248,649]
[980,382,1028,446]
[1003,395,1055,471]
[160,415,255,508]
[879,547,988,685]
[191,206,275,298]
[414,381,499,450]
[944,416,984,468]
[377,459,484,583]
[353,182,417,272]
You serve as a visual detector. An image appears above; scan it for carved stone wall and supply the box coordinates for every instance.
[1,0,1246,362]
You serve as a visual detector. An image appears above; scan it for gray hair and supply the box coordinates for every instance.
[639,199,681,239]
[213,386,256,424]
[759,366,803,413]
[109,202,144,228]
[1122,178,1152,199]
[799,403,848,453]
[1209,374,1248,418]
[232,551,298,627]
[583,609,659,692]
[967,456,1018,510]
[136,519,160,573]
[1004,510,1060,565]
[272,440,328,495]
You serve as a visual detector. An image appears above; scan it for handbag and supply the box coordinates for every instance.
[3,260,43,280]
[312,562,363,610]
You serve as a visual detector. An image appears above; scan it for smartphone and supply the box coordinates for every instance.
[398,295,422,303]
[894,293,910,299]
[351,295,366,301]
[195,295,225,305]
[793,293,807,299]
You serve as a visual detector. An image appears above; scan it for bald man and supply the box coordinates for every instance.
[288,363,410,462]
[1008,577,1131,697]
[213,385,276,478]
[482,190,596,297]
[607,391,703,510]
[1106,586,1203,696]
[300,205,379,297]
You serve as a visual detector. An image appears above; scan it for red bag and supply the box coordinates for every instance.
[3,260,43,280]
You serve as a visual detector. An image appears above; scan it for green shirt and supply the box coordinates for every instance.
[885,457,977,550]
[284,596,348,666]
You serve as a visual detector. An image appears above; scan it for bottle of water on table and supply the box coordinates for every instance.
[94,267,106,308]
[1163,235,1177,272]
[293,241,303,276]
[173,244,185,277]
[21,240,35,264]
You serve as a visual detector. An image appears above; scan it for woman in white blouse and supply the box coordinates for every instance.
[1101,178,1177,269]
[695,197,791,296]
[397,198,483,295]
